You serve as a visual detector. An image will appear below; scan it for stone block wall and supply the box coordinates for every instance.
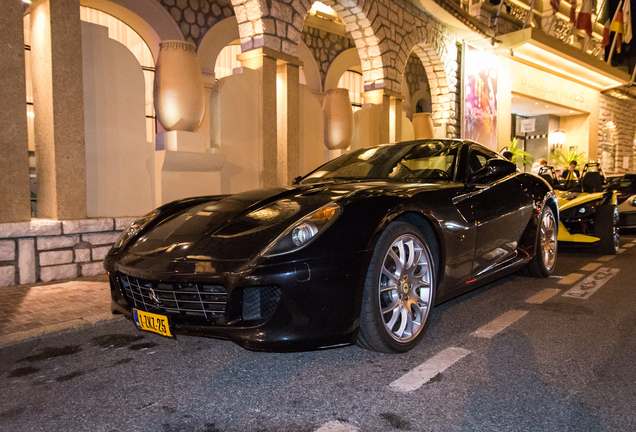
[302,25,355,86]
[598,94,636,174]
[0,217,136,287]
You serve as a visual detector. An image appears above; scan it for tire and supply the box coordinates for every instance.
[594,205,620,255]
[357,222,436,353]
[524,206,557,277]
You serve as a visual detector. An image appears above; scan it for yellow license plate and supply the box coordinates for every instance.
[133,309,172,337]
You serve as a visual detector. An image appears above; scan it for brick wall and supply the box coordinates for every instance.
[0,217,135,287]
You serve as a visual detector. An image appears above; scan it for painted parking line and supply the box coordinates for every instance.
[558,273,585,285]
[580,263,602,272]
[389,347,471,393]
[472,310,528,339]
[315,421,359,432]
[562,267,620,299]
[597,255,616,262]
[526,288,561,304]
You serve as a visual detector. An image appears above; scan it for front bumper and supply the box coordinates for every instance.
[618,211,636,228]
[105,250,369,351]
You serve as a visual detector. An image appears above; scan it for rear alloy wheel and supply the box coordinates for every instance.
[524,206,557,277]
[357,222,435,353]
[594,205,620,255]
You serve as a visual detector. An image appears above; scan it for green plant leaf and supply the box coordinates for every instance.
[508,138,534,167]
[549,148,588,169]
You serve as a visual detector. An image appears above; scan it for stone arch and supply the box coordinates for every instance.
[82,0,183,59]
[325,0,385,91]
[408,44,452,123]
[198,16,240,75]
[324,48,361,91]
[230,0,311,55]
[230,0,386,91]
[395,25,459,136]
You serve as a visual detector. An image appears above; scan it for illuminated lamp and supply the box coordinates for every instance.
[550,129,566,149]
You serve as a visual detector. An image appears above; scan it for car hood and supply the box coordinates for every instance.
[125,181,447,261]
[555,190,605,210]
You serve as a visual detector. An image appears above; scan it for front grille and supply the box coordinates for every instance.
[118,273,227,321]
[242,285,281,321]
[620,212,636,227]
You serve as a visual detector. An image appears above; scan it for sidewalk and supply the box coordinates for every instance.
[0,273,120,347]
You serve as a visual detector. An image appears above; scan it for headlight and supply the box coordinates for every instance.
[113,210,160,249]
[560,202,598,220]
[261,203,341,257]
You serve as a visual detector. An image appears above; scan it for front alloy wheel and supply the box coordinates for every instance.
[357,222,436,353]
[378,234,433,343]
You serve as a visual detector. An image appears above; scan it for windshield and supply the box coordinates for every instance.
[298,140,459,184]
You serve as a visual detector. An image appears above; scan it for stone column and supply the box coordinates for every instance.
[277,61,301,184]
[0,2,31,223]
[238,48,301,187]
[362,89,391,145]
[30,0,87,220]
[391,97,403,143]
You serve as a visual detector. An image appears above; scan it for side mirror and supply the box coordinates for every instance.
[470,158,517,183]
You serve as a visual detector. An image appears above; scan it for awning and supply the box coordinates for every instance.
[473,28,631,91]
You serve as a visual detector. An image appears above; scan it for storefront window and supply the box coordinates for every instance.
[24,8,156,216]
[215,43,242,80]
[337,70,363,111]
[79,7,156,144]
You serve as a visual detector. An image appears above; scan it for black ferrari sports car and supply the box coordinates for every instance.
[105,139,558,353]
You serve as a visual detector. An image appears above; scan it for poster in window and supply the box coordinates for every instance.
[462,44,498,150]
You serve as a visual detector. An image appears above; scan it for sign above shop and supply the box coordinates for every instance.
[519,118,535,133]
[472,28,630,91]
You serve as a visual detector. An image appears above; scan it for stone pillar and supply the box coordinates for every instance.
[238,48,301,187]
[362,88,404,145]
[30,0,87,220]
[277,62,301,184]
[391,97,403,143]
[362,89,391,145]
[0,2,31,223]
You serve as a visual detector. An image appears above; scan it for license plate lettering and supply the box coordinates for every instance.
[133,309,172,337]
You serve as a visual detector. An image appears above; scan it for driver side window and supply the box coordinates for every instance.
[468,151,490,175]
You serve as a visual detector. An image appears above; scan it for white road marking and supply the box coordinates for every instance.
[623,243,635,248]
[598,255,616,262]
[558,273,584,285]
[472,310,528,339]
[389,347,471,393]
[526,288,561,304]
[580,263,602,272]
[315,421,359,432]
[618,248,627,254]
[562,267,620,299]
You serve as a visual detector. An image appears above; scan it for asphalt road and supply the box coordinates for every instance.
[2,234,636,432]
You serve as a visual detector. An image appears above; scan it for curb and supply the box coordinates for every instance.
[0,313,122,348]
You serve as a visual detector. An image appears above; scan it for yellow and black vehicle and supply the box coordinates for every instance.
[537,163,619,254]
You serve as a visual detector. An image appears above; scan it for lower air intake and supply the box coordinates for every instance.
[242,285,281,321]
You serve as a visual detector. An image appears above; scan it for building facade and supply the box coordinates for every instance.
[1,0,635,286]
